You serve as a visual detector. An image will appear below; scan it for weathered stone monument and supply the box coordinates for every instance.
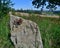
[10,14,43,48]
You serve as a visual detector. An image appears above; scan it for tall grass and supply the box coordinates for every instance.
[0,15,14,48]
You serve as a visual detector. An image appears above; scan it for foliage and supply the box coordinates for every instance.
[32,0,60,10]
[0,0,13,18]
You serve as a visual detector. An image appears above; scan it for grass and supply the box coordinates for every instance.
[0,14,60,48]
[0,15,14,48]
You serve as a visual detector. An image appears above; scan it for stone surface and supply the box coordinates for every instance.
[10,15,43,48]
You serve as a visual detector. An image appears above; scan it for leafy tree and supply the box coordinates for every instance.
[0,0,13,18]
[32,0,60,11]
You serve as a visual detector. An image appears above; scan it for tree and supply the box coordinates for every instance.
[32,0,60,11]
[0,0,13,18]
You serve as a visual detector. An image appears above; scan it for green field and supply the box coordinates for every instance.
[0,14,60,48]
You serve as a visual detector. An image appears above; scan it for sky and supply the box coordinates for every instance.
[12,0,60,11]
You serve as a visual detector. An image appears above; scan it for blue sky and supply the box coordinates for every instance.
[12,0,60,11]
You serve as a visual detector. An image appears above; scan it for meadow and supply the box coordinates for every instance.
[0,13,60,48]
